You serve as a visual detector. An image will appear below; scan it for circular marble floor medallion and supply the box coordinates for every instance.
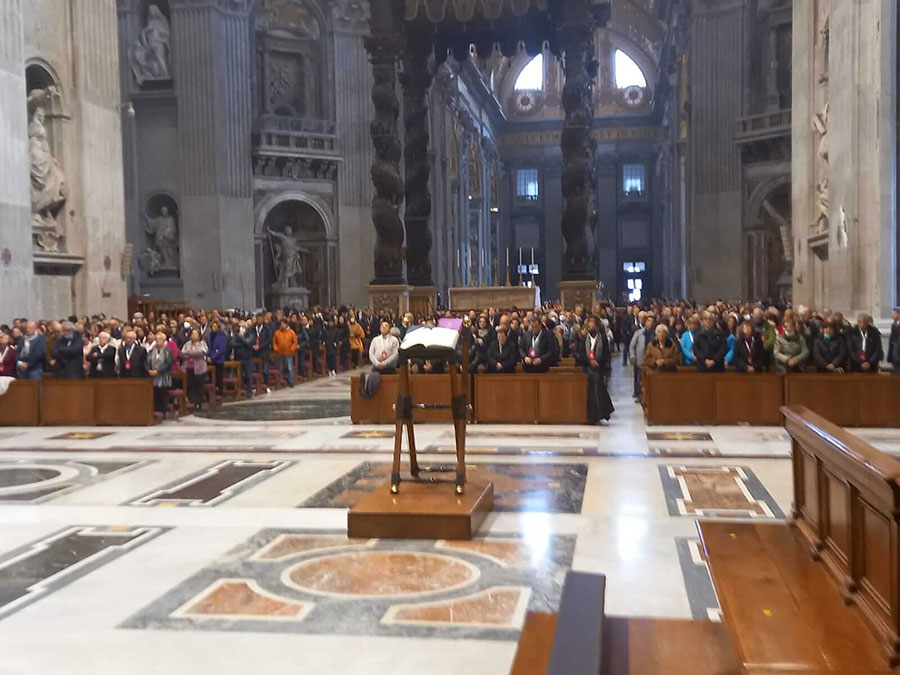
[0,464,80,495]
[282,551,480,599]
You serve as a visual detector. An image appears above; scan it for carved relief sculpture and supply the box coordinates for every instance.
[27,88,67,250]
[144,206,179,275]
[812,103,829,234]
[131,5,171,85]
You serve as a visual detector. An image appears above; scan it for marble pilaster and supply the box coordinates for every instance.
[170,0,255,308]
[0,0,34,319]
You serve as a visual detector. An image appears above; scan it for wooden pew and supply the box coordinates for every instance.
[644,372,782,425]
[785,373,900,427]
[0,380,40,425]
[94,379,155,425]
[783,404,900,665]
[40,379,96,425]
[474,372,588,424]
[350,374,455,424]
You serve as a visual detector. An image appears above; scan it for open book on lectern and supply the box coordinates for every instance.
[399,325,461,360]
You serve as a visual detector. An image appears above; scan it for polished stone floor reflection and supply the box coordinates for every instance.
[0,360,874,674]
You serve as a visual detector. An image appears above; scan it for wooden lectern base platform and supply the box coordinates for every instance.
[347,468,493,540]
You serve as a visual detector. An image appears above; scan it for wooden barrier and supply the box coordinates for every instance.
[785,373,900,427]
[644,372,782,425]
[350,374,456,424]
[645,371,900,426]
[95,380,156,425]
[29,378,156,426]
[0,380,40,426]
[351,372,588,424]
[783,404,900,664]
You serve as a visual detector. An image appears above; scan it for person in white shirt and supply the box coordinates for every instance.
[369,320,400,374]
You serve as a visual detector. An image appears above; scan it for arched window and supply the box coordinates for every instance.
[614,49,646,88]
[514,54,543,91]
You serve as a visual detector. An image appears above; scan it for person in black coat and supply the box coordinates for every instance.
[253,314,274,389]
[309,315,324,375]
[812,320,848,372]
[621,306,640,365]
[693,312,728,372]
[323,316,341,376]
[87,333,117,378]
[486,329,518,373]
[574,316,614,423]
[888,307,899,372]
[118,331,148,378]
[846,314,884,373]
[51,322,84,379]
[230,321,257,396]
[522,316,554,373]
[732,322,765,373]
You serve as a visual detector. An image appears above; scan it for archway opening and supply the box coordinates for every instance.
[261,199,331,308]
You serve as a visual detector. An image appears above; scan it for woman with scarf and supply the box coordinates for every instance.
[147,331,174,414]
[181,329,208,410]
[575,315,615,424]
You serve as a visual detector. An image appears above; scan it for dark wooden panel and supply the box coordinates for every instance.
[823,470,850,567]
[508,612,557,675]
[0,380,40,426]
[714,374,783,424]
[603,616,740,675]
[699,520,890,672]
[94,380,155,426]
[40,380,96,425]
[784,375,861,426]
[645,373,714,424]
[857,375,900,426]
[860,500,892,612]
[547,571,605,675]
[350,375,399,424]
[536,373,587,424]
[409,375,453,423]
[475,376,536,424]
[801,449,819,529]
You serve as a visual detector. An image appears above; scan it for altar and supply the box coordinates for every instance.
[448,286,540,311]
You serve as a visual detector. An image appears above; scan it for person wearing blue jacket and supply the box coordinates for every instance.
[206,321,228,392]
[680,317,698,366]
[16,322,48,380]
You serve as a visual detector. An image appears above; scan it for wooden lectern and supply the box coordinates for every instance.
[390,324,469,495]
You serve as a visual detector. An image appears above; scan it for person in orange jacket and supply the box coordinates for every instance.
[273,319,299,387]
[348,316,366,369]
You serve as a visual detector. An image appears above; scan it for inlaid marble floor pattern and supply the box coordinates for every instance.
[0,360,873,674]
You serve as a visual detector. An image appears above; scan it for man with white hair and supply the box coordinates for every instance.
[847,313,884,373]
[86,332,117,378]
[50,320,84,379]
[118,330,149,378]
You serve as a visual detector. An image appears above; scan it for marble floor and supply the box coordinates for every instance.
[0,360,899,674]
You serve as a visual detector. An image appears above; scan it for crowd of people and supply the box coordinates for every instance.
[1,299,898,419]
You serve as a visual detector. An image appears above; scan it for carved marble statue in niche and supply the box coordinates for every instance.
[27,88,67,250]
[131,5,171,85]
[812,103,829,234]
[268,225,305,287]
[144,205,179,275]
[267,53,305,116]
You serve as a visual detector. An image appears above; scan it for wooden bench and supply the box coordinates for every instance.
[784,404,900,665]
[643,372,783,425]
[350,374,457,423]
[509,570,740,675]
[0,380,40,425]
[699,520,892,673]
[36,378,156,426]
[785,373,900,426]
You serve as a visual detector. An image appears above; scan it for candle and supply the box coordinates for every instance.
[481,250,485,267]
[531,247,534,265]
[457,249,460,268]
[518,247,522,265]
[506,247,509,270]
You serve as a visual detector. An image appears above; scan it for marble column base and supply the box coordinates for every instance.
[368,283,409,315]
[558,280,598,310]
[270,286,310,311]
